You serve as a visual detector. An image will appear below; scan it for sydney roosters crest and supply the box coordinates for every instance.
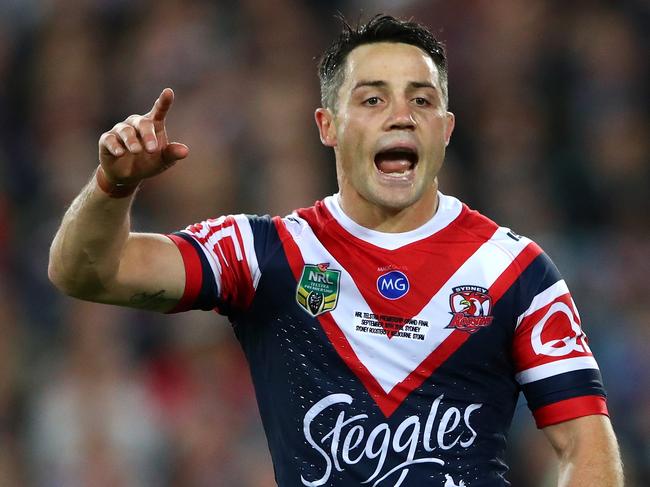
[447,285,494,334]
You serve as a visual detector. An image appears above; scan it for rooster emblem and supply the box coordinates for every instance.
[447,285,494,333]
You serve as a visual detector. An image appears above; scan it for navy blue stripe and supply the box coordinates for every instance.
[247,214,275,271]
[488,252,564,341]
[172,232,220,311]
[514,252,563,318]
[522,368,606,410]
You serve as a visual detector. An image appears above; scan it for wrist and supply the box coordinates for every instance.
[95,166,140,198]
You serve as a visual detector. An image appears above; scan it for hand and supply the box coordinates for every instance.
[98,88,189,185]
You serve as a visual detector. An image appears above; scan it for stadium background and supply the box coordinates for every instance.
[0,0,648,485]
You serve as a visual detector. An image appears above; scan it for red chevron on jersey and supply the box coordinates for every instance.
[296,201,499,337]
[275,205,543,417]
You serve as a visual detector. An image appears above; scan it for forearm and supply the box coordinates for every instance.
[48,168,136,297]
[557,447,623,487]
[549,416,624,487]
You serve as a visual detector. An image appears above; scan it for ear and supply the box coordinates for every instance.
[444,111,455,147]
[315,108,337,147]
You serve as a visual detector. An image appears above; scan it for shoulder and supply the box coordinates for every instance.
[272,198,330,239]
[450,196,542,258]
[175,214,277,266]
[179,213,274,236]
[449,196,562,293]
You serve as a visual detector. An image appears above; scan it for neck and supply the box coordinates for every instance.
[338,185,439,233]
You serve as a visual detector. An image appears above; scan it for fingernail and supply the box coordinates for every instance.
[146,141,157,151]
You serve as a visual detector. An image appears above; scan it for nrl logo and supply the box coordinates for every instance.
[446,285,494,334]
[296,263,341,317]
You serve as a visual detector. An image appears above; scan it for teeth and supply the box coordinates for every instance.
[380,168,412,176]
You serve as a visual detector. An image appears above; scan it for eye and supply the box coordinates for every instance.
[413,97,430,106]
[364,96,381,106]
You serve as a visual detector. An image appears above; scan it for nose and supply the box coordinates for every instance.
[385,100,416,131]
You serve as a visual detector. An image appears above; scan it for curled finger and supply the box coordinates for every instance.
[99,132,125,157]
[114,122,143,153]
[133,116,158,152]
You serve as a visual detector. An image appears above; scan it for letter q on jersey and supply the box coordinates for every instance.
[377,271,410,300]
[531,301,590,357]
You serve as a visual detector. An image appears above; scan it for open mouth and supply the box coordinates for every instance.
[374,147,419,176]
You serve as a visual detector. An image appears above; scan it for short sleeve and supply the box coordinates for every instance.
[165,214,262,315]
[512,252,608,428]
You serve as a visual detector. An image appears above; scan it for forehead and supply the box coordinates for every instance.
[342,42,440,88]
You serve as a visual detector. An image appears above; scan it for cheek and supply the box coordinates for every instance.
[338,123,366,155]
[335,109,376,165]
[424,118,450,145]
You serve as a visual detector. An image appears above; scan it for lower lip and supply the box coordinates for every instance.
[374,163,417,185]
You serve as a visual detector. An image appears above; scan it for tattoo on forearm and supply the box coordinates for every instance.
[129,290,169,309]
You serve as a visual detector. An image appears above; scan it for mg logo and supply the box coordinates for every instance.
[377,271,410,300]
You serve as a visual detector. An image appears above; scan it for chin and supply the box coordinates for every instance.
[368,190,421,212]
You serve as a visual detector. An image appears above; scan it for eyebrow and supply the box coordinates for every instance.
[409,81,437,91]
[352,80,438,91]
[352,80,387,91]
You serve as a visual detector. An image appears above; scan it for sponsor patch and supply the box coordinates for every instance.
[447,285,494,334]
[296,263,341,317]
[376,270,410,300]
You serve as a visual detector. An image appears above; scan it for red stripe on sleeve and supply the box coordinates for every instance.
[229,218,255,309]
[166,234,203,313]
[533,395,609,428]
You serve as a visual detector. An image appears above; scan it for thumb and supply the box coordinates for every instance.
[162,142,189,165]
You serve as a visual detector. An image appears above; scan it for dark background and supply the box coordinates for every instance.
[0,0,647,485]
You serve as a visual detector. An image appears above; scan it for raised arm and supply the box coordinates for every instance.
[48,88,190,312]
[543,415,624,487]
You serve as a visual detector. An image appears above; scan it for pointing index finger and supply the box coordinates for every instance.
[150,88,174,122]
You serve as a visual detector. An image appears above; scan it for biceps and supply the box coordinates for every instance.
[107,233,185,311]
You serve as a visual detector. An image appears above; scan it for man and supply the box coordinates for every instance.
[49,15,623,487]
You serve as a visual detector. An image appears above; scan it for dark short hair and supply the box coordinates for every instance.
[318,14,448,110]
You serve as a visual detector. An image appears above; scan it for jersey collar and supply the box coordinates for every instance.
[322,192,463,250]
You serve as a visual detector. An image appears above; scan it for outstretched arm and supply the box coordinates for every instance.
[48,88,190,312]
[543,414,624,487]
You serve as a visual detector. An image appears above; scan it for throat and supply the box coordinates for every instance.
[336,187,440,233]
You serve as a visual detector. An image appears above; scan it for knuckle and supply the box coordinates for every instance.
[135,117,153,131]
[117,124,135,137]
[100,132,117,146]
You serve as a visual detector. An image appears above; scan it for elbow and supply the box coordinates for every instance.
[48,238,71,294]
[48,265,102,300]
[47,258,77,296]
[47,253,101,300]
[47,250,65,290]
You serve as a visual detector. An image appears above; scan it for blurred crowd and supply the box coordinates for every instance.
[0,0,648,485]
